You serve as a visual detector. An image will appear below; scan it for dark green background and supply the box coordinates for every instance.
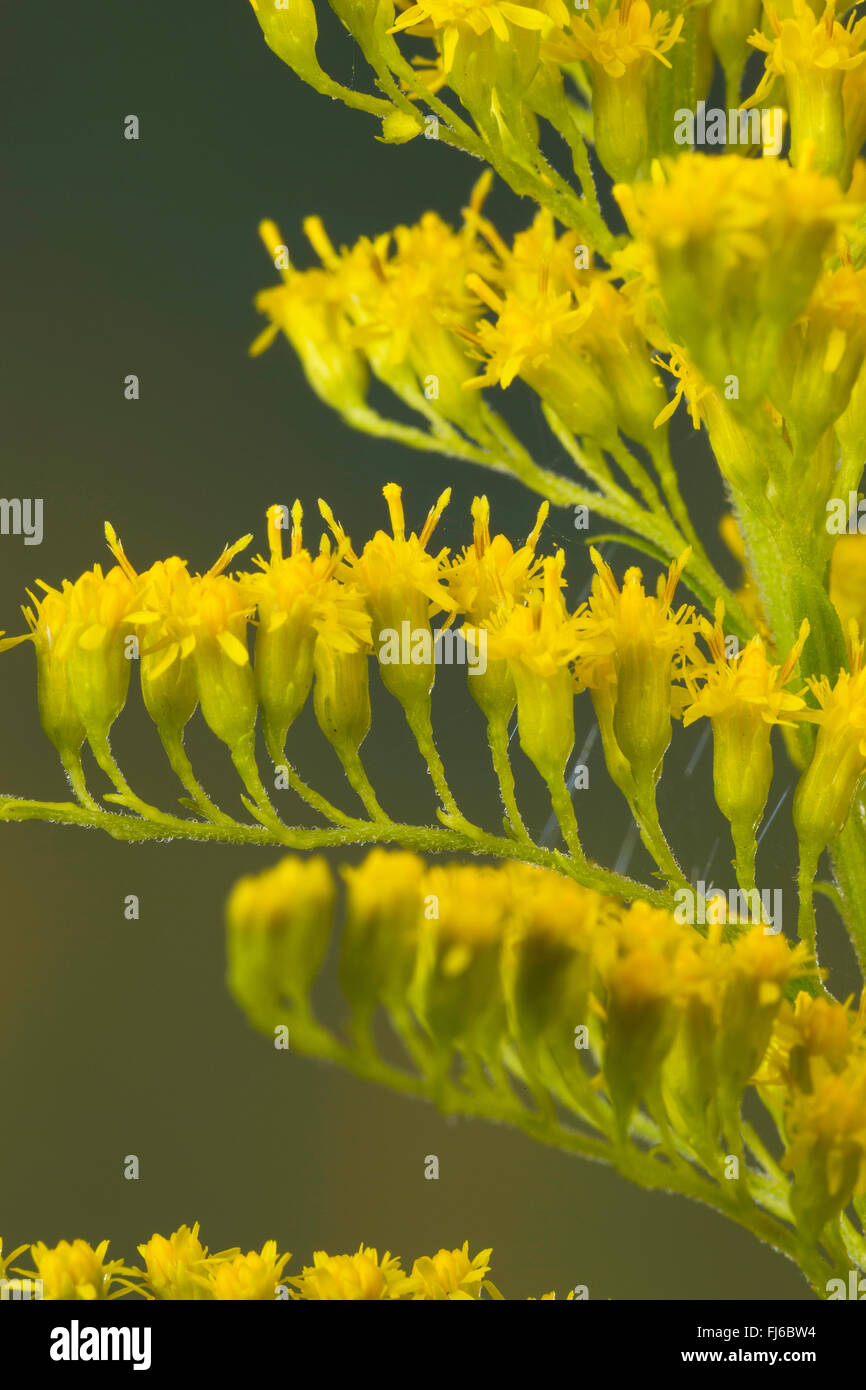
[1,1,846,1298]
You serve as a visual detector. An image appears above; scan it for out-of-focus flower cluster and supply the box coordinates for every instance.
[226,849,866,1249]
[1,1227,570,1300]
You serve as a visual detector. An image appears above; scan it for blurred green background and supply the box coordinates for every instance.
[2,0,852,1299]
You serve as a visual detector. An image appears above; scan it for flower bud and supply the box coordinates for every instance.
[502,866,601,1057]
[226,856,336,1019]
[248,0,325,88]
[339,850,425,1020]
[313,641,371,760]
[409,866,508,1055]
[793,643,866,858]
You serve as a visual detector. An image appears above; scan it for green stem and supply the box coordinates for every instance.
[648,432,707,558]
[259,1001,835,1295]
[87,732,171,822]
[333,746,388,822]
[403,696,461,822]
[797,841,820,953]
[631,782,690,892]
[546,776,584,862]
[609,435,666,517]
[486,714,529,840]
[0,793,673,907]
[731,817,758,894]
[829,807,866,975]
[160,728,235,826]
[264,731,362,829]
[60,749,101,815]
[230,734,284,832]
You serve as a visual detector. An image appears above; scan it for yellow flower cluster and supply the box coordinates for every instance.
[7,1239,134,1301]
[226,848,866,1237]
[11,486,866,912]
[0,487,547,830]
[746,0,866,178]
[249,152,866,639]
[615,155,857,411]
[252,193,669,457]
[4,1227,561,1300]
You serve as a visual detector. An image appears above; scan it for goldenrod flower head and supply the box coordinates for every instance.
[830,533,866,636]
[795,626,866,852]
[582,546,696,667]
[576,548,697,791]
[683,605,808,847]
[340,849,426,1017]
[252,220,369,415]
[480,552,579,783]
[785,1060,866,1173]
[312,641,373,764]
[1,560,137,753]
[503,863,611,1051]
[290,1245,405,1300]
[136,1224,240,1301]
[226,855,336,1015]
[553,0,683,79]
[568,277,670,445]
[479,206,591,301]
[471,247,666,444]
[784,1060,866,1237]
[463,271,620,444]
[449,495,548,622]
[600,900,687,1131]
[411,863,511,1050]
[447,496,549,724]
[104,525,253,743]
[715,929,815,1097]
[653,344,775,492]
[257,191,496,434]
[749,1,866,87]
[545,2,683,180]
[728,928,813,1008]
[322,484,454,714]
[399,1242,493,1299]
[771,261,866,448]
[764,991,860,1093]
[250,502,370,652]
[482,551,574,675]
[450,505,527,723]
[389,0,569,78]
[354,483,455,624]
[27,1239,128,1301]
[330,191,496,387]
[200,1242,292,1301]
[685,610,808,726]
[747,0,866,173]
[615,155,854,398]
[169,570,257,751]
[599,898,687,992]
[245,502,371,762]
[507,861,612,950]
[108,523,256,761]
[0,583,85,757]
